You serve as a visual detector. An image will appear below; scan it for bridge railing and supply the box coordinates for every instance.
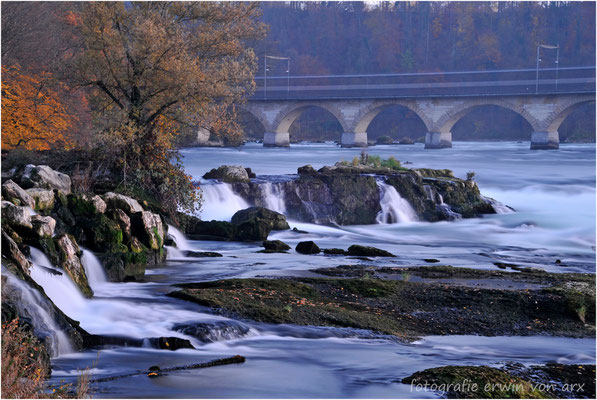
[252,66,595,100]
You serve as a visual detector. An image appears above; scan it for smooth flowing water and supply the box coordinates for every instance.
[42,141,594,398]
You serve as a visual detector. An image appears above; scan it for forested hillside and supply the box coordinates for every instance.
[248,1,595,142]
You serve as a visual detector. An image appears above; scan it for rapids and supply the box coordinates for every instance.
[37,141,594,398]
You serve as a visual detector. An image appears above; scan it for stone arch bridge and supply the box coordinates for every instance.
[235,67,595,149]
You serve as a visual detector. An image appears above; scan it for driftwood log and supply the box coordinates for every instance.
[89,355,246,383]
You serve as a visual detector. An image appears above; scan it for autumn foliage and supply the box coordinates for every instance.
[1,65,74,150]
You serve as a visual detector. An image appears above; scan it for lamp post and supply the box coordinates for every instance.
[536,44,559,94]
[264,55,290,99]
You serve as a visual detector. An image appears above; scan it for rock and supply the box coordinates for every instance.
[424,258,440,263]
[347,245,395,257]
[173,321,251,343]
[297,165,317,175]
[75,213,125,253]
[131,211,164,250]
[53,234,93,298]
[31,215,56,238]
[184,251,223,258]
[245,167,257,179]
[203,165,250,183]
[148,336,195,351]
[111,209,132,241]
[398,137,414,145]
[2,201,33,231]
[97,251,151,282]
[323,248,348,255]
[1,229,31,276]
[68,194,107,216]
[129,237,145,253]
[296,241,320,254]
[26,188,55,211]
[376,135,394,144]
[187,220,238,241]
[402,366,545,399]
[20,165,71,193]
[235,218,271,242]
[262,240,291,252]
[231,207,290,231]
[2,180,35,208]
[102,192,144,215]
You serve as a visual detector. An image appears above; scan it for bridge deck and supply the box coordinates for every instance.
[251,66,595,100]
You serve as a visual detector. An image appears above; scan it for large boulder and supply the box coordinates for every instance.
[20,165,71,193]
[68,194,107,216]
[231,207,290,231]
[296,241,321,254]
[1,229,31,276]
[131,211,165,250]
[2,180,35,209]
[31,215,56,238]
[203,165,251,183]
[186,220,237,241]
[26,188,55,212]
[2,201,33,231]
[102,192,144,215]
[347,245,395,257]
[262,240,291,252]
[53,234,93,298]
[234,218,271,242]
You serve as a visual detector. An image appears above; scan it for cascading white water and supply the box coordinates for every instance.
[167,224,191,250]
[482,196,514,214]
[376,182,418,224]
[200,183,249,221]
[261,182,286,214]
[81,249,107,289]
[166,224,191,259]
[2,268,73,356]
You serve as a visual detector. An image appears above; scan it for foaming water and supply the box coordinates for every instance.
[167,224,191,250]
[376,182,418,224]
[2,267,73,356]
[200,183,249,221]
[81,249,107,290]
[261,182,286,214]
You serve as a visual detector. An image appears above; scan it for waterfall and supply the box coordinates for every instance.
[423,184,462,220]
[29,248,88,317]
[81,249,107,289]
[482,196,514,214]
[167,224,191,250]
[261,182,286,214]
[200,183,249,221]
[2,268,73,356]
[376,182,418,224]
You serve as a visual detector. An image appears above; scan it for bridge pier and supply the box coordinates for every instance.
[341,132,368,148]
[530,131,559,150]
[424,131,452,149]
[263,132,290,147]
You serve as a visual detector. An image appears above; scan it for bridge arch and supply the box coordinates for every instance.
[543,97,596,132]
[350,100,432,133]
[271,102,349,133]
[236,105,272,133]
[434,99,541,134]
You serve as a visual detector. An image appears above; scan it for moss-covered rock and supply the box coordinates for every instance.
[131,211,164,250]
[347,245,395,257]
[402,366,547,398]
[25,188,55,212]
[1,180,35,209]
[53,233,93,298]
[231,207,290,231]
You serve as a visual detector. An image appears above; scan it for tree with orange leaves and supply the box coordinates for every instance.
[1,65,74,150]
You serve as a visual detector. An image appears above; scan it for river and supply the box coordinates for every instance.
[40,141,594,398]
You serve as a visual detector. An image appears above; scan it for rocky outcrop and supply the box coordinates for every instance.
[31,215,56,238]
[1,230,31,277]
[131,211,165,250]
[102,192,144,214]
[26,188,55,211]
[2,180,35,208]
[203,165,252,183]
[227,164,499,225]
[54,234,93,298]
[2,201,33,232]
[178,207,289,242]
[19,164,72,193]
